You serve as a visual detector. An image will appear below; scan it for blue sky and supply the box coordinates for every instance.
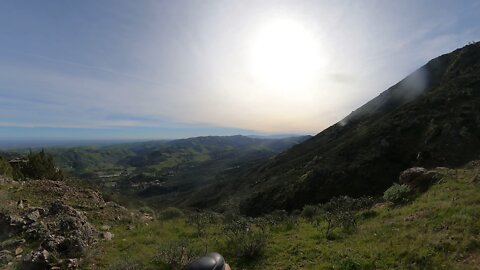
[1,0,479,141]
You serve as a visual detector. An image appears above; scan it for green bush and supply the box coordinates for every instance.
[222,216,267,259]
[139,206,156,217]
[320,196,367,238]
[18,151,64,180]
[159,207,184,220]
[0,157,14,178]
[323,196,358,239]
[383,183,411,204]
[111,258,142,270]
[302,205,319,220]
[0,190,14,215]
[154,238,200,270]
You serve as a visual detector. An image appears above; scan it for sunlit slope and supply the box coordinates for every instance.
[234,43,480,215]
[87,165,480,269]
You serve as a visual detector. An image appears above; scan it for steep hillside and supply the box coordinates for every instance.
[231,43,480,215]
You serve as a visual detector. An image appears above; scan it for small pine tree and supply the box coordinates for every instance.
[22,150,64,180]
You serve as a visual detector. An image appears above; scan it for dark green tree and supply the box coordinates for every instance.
[22,150,64,180]
[0,157,14,178]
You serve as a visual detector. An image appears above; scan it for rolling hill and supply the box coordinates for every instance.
[17,135,308,206]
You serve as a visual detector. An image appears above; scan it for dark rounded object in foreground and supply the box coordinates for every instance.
[186,252,225,270]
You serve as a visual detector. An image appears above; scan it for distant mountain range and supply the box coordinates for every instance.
[0,139,141,150]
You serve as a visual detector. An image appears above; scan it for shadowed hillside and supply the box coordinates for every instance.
[201,43,480,215]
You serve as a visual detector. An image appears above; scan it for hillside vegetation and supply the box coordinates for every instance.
[1,163,479,269]
[212,43,480,215]
[5,136,308,209]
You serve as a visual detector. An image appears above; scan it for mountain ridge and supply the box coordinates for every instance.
[191,43,480,215]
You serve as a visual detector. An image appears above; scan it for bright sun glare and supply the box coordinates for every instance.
[249,18,325,90]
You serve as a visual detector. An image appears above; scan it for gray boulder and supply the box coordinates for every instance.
[399,167,438,190]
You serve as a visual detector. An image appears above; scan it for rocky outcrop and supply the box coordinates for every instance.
[399,167,439,191]
[0,200,98,268]
[25,180,106,209]
[43,201,97,256]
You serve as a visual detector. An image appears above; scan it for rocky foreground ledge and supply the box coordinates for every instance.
[0,178,135,269]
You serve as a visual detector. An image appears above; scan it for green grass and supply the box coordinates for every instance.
[87,220,195,269]
[1,166,479,269]
[86,167,480,269]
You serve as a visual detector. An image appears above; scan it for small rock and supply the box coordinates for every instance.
[101,232,114,241]
[17,200,24,209]
[100,225,111,231]
[15,247,23,256]
[399,167,438,190]
[42,235,65,251]
[67,258,80,268]
[9,215,25,226]
[25,209,41,223]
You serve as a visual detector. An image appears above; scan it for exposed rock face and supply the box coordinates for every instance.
[0,200,98,268]
[0,176,136,268]
[26,180,106,209]
[399,167,439,190]
[42,200,97,257]
[22,249,50,268]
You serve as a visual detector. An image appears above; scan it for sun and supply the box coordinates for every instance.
[248,18,325,90]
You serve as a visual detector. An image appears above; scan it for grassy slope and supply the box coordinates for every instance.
[86,166,479,269]
[262,167,480,269]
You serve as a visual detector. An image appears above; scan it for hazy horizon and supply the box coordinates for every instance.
[1,0,479,140]
[0,133,311,150]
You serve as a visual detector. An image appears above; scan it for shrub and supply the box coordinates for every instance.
[159,207,184,220]
[268,209,288,224]
[222,216,267,259]
[19,151,64,180]
[320,196,363,238]
[186,212,220,252]
[111,258,142,270]
[139,206,156,217]
[0,157,13,178]
[154,238,200,270]
[282,215,299,230]
[0,190,14,215]
[383,183,411,204]
[302,205,319,220]
[187,212,216,237]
